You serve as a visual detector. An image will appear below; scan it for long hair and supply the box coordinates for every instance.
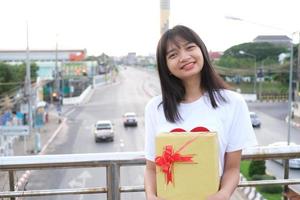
[156,25,229,123]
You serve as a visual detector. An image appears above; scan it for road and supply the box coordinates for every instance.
[24,67,153,200]
[248,102,300,193]
[22,66,300,199]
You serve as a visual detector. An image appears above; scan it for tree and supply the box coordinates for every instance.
[16,62,39,82]
[0,62,14,95]
[222,42,288,61]
[0,62,39,96]
[217,42,288,68]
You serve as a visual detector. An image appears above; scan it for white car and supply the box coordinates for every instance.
[268,142,300,169]
[249,112,261,128]
[94,120,114,142]
[123,112,138,127]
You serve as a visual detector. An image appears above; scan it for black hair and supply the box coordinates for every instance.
[156,25,229,123]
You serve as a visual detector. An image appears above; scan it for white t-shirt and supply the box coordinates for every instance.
[144,89,257,175]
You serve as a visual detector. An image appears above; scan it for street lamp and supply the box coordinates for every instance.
[239,50,257,97]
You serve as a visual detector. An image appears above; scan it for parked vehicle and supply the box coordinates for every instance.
[268,142,300,169]
[94,120,114,142]
[250,111,261,128]
[123,112,138,127]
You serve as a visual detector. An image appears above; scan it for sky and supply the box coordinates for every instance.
[0,0,300,57]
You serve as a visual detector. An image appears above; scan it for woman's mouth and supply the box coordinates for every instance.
[180,62,195,70]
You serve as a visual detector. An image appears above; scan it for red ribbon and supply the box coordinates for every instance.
[155,126,210,185]
[155,145,194,185]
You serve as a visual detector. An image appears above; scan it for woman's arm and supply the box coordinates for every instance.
[144,160,165,200]
[207,150,242,200]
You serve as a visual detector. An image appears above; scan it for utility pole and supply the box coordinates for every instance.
[297,32,300,101]
[25,22,33,149]
[26,22,40,154]
[160,0,170,35]
[55,35,62,123]
[284,41,294,198]
[55,35,60,97]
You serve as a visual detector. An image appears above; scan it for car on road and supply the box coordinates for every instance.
[268,142,300,169]
[250,111,261,128]
[123,112,138,127]
[94,120,114,142]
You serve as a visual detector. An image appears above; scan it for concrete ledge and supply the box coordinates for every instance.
[63,85,92,105]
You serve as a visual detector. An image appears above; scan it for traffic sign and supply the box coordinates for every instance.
[0,126,30,136]
[257,68,264,78]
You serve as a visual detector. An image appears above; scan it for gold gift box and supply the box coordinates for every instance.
[156,132,220,200]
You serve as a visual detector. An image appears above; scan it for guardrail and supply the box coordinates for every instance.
[260,93,288,101]
[1,146,300,200]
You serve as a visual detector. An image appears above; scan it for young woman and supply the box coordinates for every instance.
[144,25,257,200]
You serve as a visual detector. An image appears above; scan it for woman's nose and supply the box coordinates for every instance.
[179,51,190,62]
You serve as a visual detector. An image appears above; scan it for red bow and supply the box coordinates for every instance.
[155,144,194,185]
[155,126,210,185]
[156,132,205,185]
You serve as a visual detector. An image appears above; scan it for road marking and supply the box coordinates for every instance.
[65,108,76,117]
[40,118,67,155]
[68,170,92,187]
[120,139,125,148]
[68,170,92,200]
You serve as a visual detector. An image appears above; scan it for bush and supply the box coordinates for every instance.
[258,185,283,194]
[252,174,283,194]
[249,160,266,177]
[251,174,276,180]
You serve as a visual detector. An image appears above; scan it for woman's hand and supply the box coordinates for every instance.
[206,190,230,200]
[147,194,166,200]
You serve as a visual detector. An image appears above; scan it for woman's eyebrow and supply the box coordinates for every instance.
[166,48,176,56]
[166,41,193,55]
[183,41,193,46]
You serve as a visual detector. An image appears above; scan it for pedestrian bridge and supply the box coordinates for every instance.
[0,145,300,200]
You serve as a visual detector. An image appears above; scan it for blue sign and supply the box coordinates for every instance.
[35,113,44,129]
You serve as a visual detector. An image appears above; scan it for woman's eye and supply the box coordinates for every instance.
[168,53,177,59]
[187,45,195,50]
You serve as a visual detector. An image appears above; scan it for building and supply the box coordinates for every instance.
[0,49,87,79]
[253,35,292,48]
[126,52,137,66]
[209,51,223,61]
[0,49,86,62]
[160,0,170,35]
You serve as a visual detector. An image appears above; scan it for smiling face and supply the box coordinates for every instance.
[166,36,204,81]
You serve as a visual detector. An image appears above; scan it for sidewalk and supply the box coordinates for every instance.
[14,105,62,156]
[0,105,63,192]
[292,115,300,128]
[286,115,300,128]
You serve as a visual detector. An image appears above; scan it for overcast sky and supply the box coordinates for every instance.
[0,0,299,56]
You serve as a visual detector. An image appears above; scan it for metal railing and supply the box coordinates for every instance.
[1,146,300,199]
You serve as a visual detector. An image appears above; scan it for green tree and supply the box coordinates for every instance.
[16,62,39,82]
[0,62,14,95]
[222,42,288,61]
[217,42,288,68]
[0,62,39,96]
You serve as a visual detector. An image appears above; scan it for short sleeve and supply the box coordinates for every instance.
[226,95,258,152]
[144,100,157,162]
